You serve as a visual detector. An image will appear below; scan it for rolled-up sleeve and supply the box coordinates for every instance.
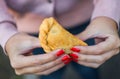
[0,0,18,53]
[92,0,120,30]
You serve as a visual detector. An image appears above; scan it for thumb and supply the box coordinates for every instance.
[30,37,41,48]
[76,29,95,41]
[20,37,41,55]
[19,35,41,52]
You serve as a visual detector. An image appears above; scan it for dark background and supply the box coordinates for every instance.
[0,46,23,79]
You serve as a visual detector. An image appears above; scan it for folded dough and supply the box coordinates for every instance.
[39,17,87,54]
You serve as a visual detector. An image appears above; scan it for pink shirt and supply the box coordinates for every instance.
[0,0,120,52]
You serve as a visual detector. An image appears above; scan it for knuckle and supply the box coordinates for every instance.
[84,49,89,54]
[41,65,48,71]
[98,60,103,64]
[93,65,100,68]
[96,56,104,63]
[46,54,56,60]
[88,63,100,68]
[43,71,50,75]
[115,49,119,55]
[50,54,56,59]
[102,58,107,63]
[96,58,103,63]
[41,71,51,75]
[35,72,42,75]
[101,55,107,62]
[113,37,118,44]
[11,62,16,68]
[11,61,20,69]
[27,68,35,73]
[39,60,46,65]
[32,58,41,65]
[53,60,59,65]
[11,57,31,69]
[34,60,40,64]
[51,59,60,65]
[96,49,103,54]
[15,70,23,75]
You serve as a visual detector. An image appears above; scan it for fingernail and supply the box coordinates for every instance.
[69,53,78,62]
[61,55,70,61]
[69,53,78,59]
[71,47,80,52]
[64,58,72,64]
[56,49,65,57]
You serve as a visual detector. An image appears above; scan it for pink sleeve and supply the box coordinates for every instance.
[92,0,120,29]
[0,23,18,51]
[0,0,18,53]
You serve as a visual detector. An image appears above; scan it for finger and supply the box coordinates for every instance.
[78,48,119,64]
[76,30,119,55]
[11,49,61,69]
[74,36,118,55]
[78,61,99,68]
[35,63,64,75]
[76,29,93,41]
[15,57,63,75]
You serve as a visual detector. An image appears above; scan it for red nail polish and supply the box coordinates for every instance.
[71,47,80,52]
[69,53,78,59]
[62,55,70,61]
[64,58,72,64]
[56,50,65,57]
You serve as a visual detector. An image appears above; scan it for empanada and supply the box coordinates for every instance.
[39,17,87,54]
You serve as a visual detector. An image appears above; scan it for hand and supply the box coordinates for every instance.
[71,17,120,68]
[5,33,67,75]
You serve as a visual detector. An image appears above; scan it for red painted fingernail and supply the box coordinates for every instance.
[69,53,78,59]
[56,50,65,57]
[71,47,80,52]
[64,58,72,64]
[61,55,70,61]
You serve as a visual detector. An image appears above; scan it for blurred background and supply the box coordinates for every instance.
[0,46,39,79]
[0,45,120,79]
[0,46,23,79]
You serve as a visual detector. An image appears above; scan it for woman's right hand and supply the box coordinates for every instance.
[5,33,68,75]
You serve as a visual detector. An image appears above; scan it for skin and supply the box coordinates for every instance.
[5,33,65,75]
[75,16,120,68]
[5,16,120,76]
[1,0,120,76]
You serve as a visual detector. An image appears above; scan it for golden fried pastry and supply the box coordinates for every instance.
[39,17,87,54]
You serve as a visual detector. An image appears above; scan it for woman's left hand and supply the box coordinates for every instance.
[70,17,120,68]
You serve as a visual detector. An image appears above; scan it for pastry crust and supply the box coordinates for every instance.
[39,17,87,53]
